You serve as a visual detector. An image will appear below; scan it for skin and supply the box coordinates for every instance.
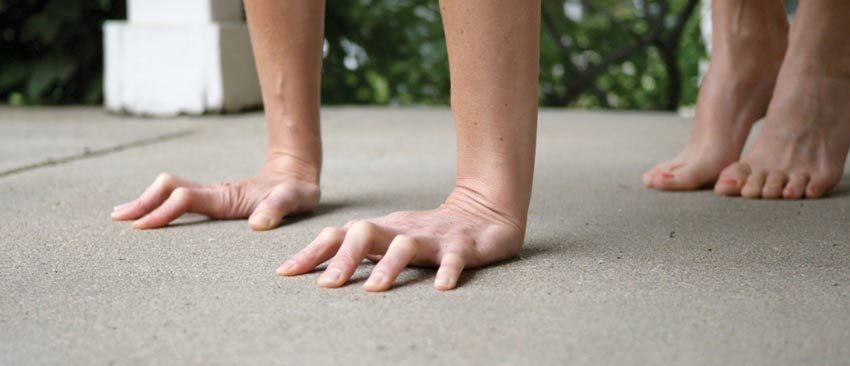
[111,1,325,230]
[715,0,850,199]
[278,0,541,291]
[646,0,850,199]
[113,0,541,291]
[643,0,789,190]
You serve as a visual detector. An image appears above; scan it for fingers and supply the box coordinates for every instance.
[318,222,380,288]
[248,184,299,231]
[131,187,221,229]
[277,226,346,276]
[363,235,419,292]
[434,251,465,291]
[280,220,474,292]
[112,173,201,221]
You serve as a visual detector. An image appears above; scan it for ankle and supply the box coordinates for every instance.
[782,46,850,81]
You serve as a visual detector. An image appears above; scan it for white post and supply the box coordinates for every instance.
[104,0,262,116]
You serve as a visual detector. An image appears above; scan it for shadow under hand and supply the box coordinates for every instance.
[163,201,350,229]
[454,241,563,289]
[278,240,566,292]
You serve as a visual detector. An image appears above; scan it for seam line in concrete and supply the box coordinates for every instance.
[0,129,194,178]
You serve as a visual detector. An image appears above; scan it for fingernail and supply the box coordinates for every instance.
[721,178,737,185]
[276,260,296,275]
[250,214,274,229]
[132,218,147,229]
[435,276,452,289]
[661,172,674,179]
[364,273,385,288]
[318,268,342,286]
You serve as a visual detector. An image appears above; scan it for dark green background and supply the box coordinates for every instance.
[0,0,712,110]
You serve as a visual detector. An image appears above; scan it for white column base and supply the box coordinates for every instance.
[104,21,261,117]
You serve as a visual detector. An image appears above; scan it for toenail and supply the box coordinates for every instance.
[661,172,674,179]
[721,178,737,185]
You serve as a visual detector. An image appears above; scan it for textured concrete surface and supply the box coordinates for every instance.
[1,107,849,365]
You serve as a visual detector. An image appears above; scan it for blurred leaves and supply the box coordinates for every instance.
[322,0,450,105]
[1,0,706,109]
[540,0,705,110]
[0,0,125,105]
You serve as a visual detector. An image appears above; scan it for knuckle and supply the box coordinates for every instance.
[394,234,413,242]
[349,220,375,234]
[172,187,192,200]
[270,183,294,197]
[156,172,176,187]
[320,226,343,238]
[392,235,417,249]
[216,186,239,208]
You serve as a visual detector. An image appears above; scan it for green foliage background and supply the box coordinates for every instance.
[0,0,707,109]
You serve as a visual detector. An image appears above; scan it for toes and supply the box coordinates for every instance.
[650,163,706,191]
[805,173,838,199]
[643,162,681,189]
[782,173,809,199]
[642,172,653,188]
[741,170,767,199]
[714,162,751,196]
[761,172,787,199]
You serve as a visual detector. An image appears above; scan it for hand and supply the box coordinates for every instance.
[111,157,320,230]
[276,189,525,291]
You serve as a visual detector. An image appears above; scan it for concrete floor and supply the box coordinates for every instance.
[1,107,849,365]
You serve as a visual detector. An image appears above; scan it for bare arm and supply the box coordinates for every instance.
[112,1,327,231]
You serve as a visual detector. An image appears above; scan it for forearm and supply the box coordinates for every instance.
[244,0,325,181]
[440,0,541,227]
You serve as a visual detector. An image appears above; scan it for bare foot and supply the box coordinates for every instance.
[276,188,524,291]
[714,67,850,199]
[714,0,850,199]
[643,1,787,190]
[111,155,320,230]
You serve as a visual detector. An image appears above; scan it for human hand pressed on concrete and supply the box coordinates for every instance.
[276,188,524,291]
[110,156,320,230]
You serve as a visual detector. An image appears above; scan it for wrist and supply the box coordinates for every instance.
[262,151,321,184]
[444,182,529,233]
